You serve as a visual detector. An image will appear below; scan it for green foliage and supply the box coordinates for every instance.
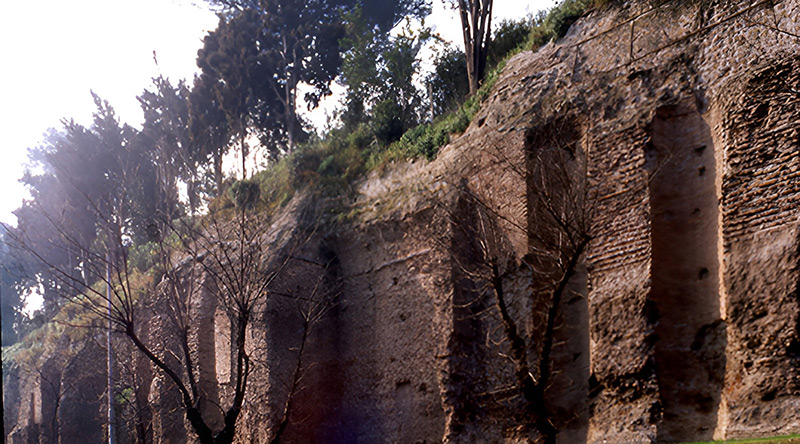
[526,0,611,48]
[295,124,373,185]
[371,99,406,145]
[3,342,22,377]
[396,124,437,160]
[115,387,135,405]
[129,242,159,274]
[685,434,800,444]
[252,156,296,213]
[376,21,428,124]
[549,0,590,39]
[363,51,506,170]
[487,19,533,68]
[229,179,262,210]
[339,7,383,129]
[428,46,469,116]
[340,10,431,142]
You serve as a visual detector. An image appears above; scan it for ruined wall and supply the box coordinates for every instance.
[309,0,800,441]
[5,335,107,444]
[6,1,800,443]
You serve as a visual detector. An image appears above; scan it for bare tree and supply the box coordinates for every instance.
[5,185,323,444]
[113,339,153,444]
[439,119,591,443]
[266,259,337,444]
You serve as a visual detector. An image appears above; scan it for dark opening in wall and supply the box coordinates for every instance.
[645,103,726,442]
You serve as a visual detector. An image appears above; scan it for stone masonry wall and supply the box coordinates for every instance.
[5,1,800,443]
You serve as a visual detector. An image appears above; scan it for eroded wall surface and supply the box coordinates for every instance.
[6,1,800,443]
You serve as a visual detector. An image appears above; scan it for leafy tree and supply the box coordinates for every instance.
[376,21,429,131]
[197,9,270,178]
[486,18,531,68]
[257,0,348,150]
[338,6,383,129]
[428,44,469,116]
[188,73,231,194]
[206,0,431,33]
[197,0,432,168]
[197,1,354,174]
[370,99,406,145]
[123,130,168,243]
[0,228,26,345]
[12,95,171,311]
[139,76,206,215]
[13,121,112,313]
[342,17,431,145]
[546,0,590,40]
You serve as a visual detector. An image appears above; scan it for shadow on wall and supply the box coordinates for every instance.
[644,101,727,442]
[524,119,592,444]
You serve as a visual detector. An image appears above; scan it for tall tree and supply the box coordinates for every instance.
[188,73,231,194]
[338,6,383,129]
[197,0,431,167]
[257,0,346,150]
[378,21,429,126]
[197,1,347,158]
[139,76,207,215]
[455,0,493,95]
[0,227,26,346]
[205,0,430,34]
[197,9,269,178]
[13,95,171,310]
[427,44,469,116]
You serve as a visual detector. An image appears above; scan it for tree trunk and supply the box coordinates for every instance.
[213,314,249,444]
[214,151,223,194]
[458,0,493,95]
[240,122,248,179]
[285,70,298,151]
[187,172,198,215]
[490,261,539,416]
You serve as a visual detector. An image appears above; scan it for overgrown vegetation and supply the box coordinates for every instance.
[1,0,605,441]
[3,0,604,339]
[234,0,604,214]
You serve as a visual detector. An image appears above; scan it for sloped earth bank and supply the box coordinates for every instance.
[6,0,800,442]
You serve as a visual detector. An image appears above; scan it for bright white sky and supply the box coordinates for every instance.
[0,0,556,226]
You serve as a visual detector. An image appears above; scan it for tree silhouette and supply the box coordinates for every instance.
[188,73,230,194]
[139,75,207,215]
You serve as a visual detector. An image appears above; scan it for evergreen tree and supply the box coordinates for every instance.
[188,73,230,194]
[197,0,432,167]
[139,76,207,215]
[338,6,384,129]
[428,45,469,116]
[197,9,270,178]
